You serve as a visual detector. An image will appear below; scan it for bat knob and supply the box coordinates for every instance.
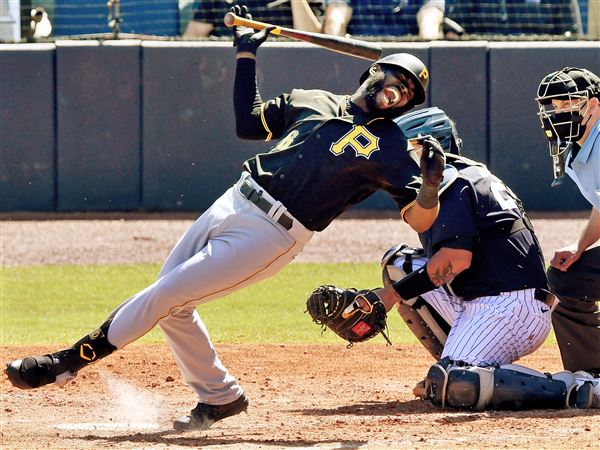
[224,12,236,27]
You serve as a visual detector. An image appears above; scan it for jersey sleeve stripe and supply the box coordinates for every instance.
[260,103,273,142]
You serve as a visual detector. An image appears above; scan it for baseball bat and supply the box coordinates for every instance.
[224,12,382,61]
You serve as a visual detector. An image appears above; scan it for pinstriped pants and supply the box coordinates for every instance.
[422,288,552,366]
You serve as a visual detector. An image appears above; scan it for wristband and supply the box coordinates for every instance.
[392,264,436,299]
[415,182,439,209]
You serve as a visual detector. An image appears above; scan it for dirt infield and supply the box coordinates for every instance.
[1,212,599,449]
[2,344,599,450]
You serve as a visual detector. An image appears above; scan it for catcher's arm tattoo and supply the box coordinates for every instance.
[429,261,455,286]
[381,247,473,311]
[426,247,472,287]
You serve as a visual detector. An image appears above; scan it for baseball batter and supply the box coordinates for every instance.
[330,107,600,410]
[6,5,445,431]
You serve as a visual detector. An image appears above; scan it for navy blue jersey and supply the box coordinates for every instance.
[419,154,549,299]
[243,89,422,231]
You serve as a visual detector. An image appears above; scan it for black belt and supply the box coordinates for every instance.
[534,288,555,307]
[239,180,293,230]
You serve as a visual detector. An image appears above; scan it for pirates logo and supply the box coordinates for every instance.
[329,125,380,159]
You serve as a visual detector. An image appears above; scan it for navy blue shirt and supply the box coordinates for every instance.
[419,154,549,299]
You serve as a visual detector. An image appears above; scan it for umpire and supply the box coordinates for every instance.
[535,67,600,377]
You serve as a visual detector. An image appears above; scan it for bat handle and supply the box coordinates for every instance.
[223,12,239,28]
[224,12,283,36]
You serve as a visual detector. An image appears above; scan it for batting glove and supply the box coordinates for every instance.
[231,5,275,55]
[418,136,445,187]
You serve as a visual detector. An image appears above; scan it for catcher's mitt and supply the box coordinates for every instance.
[306,285,391,346]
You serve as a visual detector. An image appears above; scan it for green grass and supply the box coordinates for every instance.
[0,263,556,346]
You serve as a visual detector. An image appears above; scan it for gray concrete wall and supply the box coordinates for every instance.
[1,40,598,213]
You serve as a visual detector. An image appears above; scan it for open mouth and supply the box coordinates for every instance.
[382,86,401,107]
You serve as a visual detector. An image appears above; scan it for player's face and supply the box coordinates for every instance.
[551,98,587,112]
[364,67,415,117]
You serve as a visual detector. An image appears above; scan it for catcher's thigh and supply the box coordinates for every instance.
[425,358,597,410]
[442,289,551,366]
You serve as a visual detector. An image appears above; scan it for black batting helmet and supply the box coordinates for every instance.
[359,53,429,107]
[394,106,462,155]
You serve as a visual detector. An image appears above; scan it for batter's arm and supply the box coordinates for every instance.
[403,201,438,233]
[404,136,446,232]
[233,57,270,140]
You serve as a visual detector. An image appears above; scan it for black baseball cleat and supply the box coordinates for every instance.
[173,393,249,431]
[6,353,76,389]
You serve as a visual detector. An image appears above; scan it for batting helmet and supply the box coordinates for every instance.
[394,106,462,155]
[359,53,429,107]
[535,67,600,143]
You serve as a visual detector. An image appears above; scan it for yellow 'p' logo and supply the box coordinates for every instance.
[329,125,380,159]
[418,67,429,81]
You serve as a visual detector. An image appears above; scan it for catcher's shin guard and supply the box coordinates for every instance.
[424,358,594,410]
[381,244,448,359]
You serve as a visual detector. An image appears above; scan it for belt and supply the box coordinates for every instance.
[239,180,293,230]
[534,288,559,310]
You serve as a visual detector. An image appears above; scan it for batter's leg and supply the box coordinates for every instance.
[159,307,242,403]
[548,246,600,375]
[105,186,307,401]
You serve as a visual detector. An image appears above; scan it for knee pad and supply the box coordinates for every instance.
[425,359,493,410]
[381,245,449,359]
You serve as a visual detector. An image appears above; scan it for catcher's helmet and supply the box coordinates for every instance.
[359,53,429,107]
[394,106,462,155]
[535,67,600,143]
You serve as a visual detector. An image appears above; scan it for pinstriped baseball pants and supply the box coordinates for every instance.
[422,288,552,366]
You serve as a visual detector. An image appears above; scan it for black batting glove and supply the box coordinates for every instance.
[231,5,275,55]
[417,136,445,187]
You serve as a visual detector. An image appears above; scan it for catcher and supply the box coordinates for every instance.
[307,107,600,410]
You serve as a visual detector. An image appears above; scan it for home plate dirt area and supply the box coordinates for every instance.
[2,344,599,449]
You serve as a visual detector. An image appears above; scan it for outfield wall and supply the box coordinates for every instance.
[1,41,598,212]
